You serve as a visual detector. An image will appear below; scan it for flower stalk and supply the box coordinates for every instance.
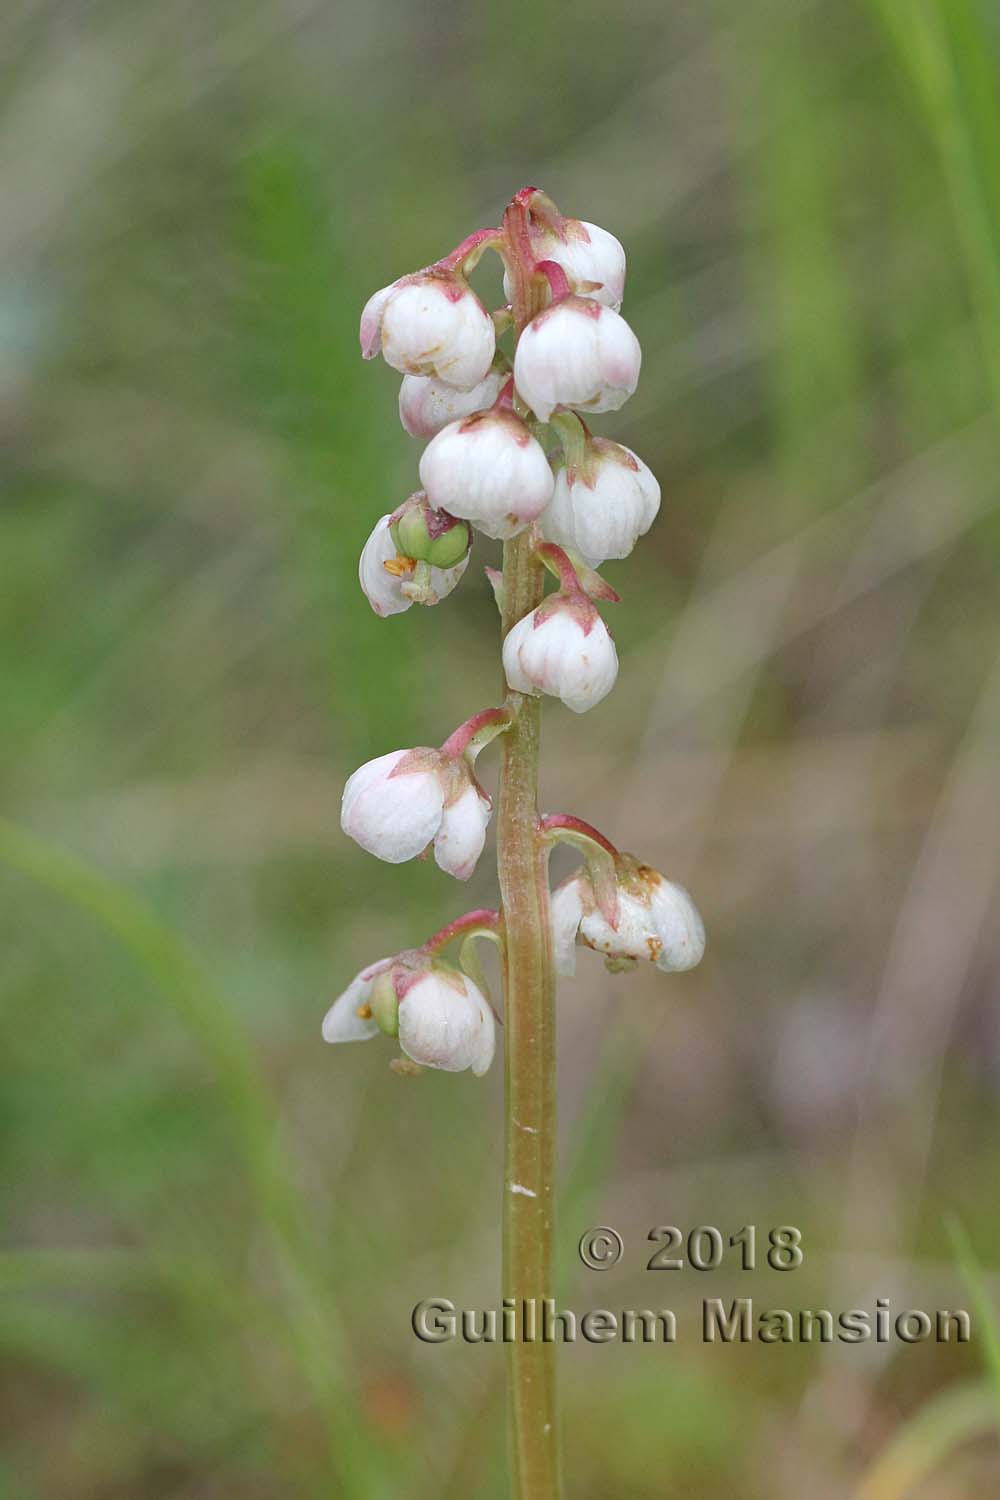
[496,212,563,1498]
[498,534,561,1497]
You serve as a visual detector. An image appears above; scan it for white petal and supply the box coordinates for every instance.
[561,221,626,310]
[649,879,706,972]
[553,616,618,714]
[322,960,390,1042]
[398,971,496,1074]
[428,550,470,601]
[341,750,444,863]
[550,875,585,976]
[359,283,396,359]
[399,370,505,438]
[590,309,642,413]
[359,515,411,617]
[579,892,652,962]
[501,614,539,696]
[434,782,492,880]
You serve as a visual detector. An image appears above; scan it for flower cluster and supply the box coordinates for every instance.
[324,188,704,1076]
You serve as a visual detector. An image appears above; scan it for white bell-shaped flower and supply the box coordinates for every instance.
[513,297,641,422]
[360,270,495,390]
[504,218,626,311]
[542,439,660,565]
[419,408,554,541]
[341,747,491,879]
[552,860,705,976]
[399,368,506,438]
[397,965,495,1074]
[359,514,468,617]
[322,955,495,1076]
[502,591,618,713]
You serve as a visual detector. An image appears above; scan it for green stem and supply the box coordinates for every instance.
[497,533,561,1498]
[497,188,563,1499]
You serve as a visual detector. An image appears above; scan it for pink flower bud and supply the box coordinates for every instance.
[552,861,705,976]
[512,297,641,422]
[502,592,618,713]
[504,218,626,310]
[542,439,660,565]
[398,369,506,438]
[322,956,495,1075]
[360,270,495,390]
[359,514,468,617]
[419,409,554,541]
[341,747,491,879]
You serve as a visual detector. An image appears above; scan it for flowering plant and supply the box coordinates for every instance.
[325,187,704,1496]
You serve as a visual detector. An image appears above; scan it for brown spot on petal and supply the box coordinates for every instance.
[646,936,663,963]
[356,1003,373,1020]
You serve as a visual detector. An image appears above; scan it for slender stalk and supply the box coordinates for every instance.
[496,189,562,1498]
[497,531,560,1498]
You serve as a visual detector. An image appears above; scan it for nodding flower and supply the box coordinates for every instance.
[341,745,491,880]
[542,437,660,566]
[552,857,705,975]
[322,953,495,1076]
[359,512,469,617]
[502,589,618,714]
[419,405,554,541]
[504,215,626,311]
[513,296,641,423]
[360,268,496,390]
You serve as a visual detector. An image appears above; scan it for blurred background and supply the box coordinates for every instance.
[3,0,1000,1495]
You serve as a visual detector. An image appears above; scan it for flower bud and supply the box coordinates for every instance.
[552,860,705,976]
[503,218,626,311]
[360,270,495,390]
[399,369,506,438]
[419,409,554,541]
[341,747,491,879]
[359,514,468,616]
[502,591,618,713]
[542,438,660,565]
[322,955,495,1075]
[513,297,641,422]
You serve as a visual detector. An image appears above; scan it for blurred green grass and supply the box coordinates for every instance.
[3,0,1000,1495]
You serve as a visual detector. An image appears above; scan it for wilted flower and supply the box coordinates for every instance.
[419,407,554,540]
[398,368,507,438]
[359,514,468,617]
[360,270,495,390]
[322,953,495,1075]
[502,590,618,713]
[341,747,491,879]
[552,858,705,975]
[512,296,641,422]
[542,438,660,565]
